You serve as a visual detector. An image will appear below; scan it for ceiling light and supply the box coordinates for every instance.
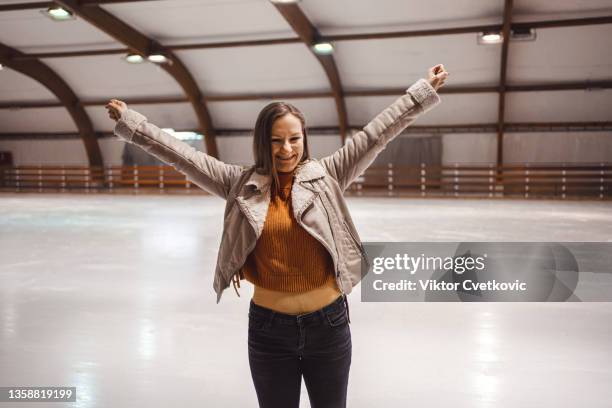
[478,31,503,45]
[511,27,537,42]
[147,54,169,64]
[124,53,144,64]
[45,6,75,21]
[312,42,334,55]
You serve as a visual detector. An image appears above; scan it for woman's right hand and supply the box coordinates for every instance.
[105,99,128,122]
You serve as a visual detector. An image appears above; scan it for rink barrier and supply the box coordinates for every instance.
[0,163,610,199]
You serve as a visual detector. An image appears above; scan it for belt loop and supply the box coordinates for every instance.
[344,294,351,324]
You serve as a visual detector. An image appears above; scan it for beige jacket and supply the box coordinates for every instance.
[114,78,440,303]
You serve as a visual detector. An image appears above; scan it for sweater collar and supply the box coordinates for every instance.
[245,159,326,191]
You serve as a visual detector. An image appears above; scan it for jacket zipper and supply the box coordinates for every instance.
[232,195,263,293]
[343,220,369,265]
[295,185,344,295]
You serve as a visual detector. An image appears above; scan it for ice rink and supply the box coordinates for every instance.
[1,194,611,407]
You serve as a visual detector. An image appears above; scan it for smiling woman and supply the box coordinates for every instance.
[105,64,447,408]
[271,114,302,171]
[253,101,309,194]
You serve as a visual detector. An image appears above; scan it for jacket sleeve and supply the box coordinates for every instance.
[320,78,441,191]
[114,109,243,199]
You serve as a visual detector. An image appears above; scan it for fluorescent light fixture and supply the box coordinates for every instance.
[45,6,75,21]
[312,42,334,55]
[269,0,301,4]
[478,31,503,45]
[162,129,203,141]
[147,54,169,64]
[124,53,144,64]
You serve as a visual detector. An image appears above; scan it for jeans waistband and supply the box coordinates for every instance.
[249,294,347,326]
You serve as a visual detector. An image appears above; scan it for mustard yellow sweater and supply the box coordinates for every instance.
[236,171,335,292]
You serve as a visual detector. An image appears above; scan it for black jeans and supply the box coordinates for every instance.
[248,294,352,408]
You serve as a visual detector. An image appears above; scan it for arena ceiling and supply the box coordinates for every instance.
[0,0,610,165]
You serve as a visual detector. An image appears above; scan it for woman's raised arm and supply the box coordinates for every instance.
[106,99,243,199]
[320,65,448,191]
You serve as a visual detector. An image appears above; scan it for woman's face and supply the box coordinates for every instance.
[270,113,304,173]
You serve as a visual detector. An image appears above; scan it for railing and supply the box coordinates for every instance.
[0,165,196,194]
[1,164,611,199]
[347,163,612,199]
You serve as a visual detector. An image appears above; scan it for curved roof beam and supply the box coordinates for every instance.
[0,42,103,166]
[55,0,219,157]
[272,3,348,143]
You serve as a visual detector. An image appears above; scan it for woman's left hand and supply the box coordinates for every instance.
[427,64,449,91]
[105,99,128,122]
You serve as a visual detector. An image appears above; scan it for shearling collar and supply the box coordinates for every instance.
[245,159,326,191]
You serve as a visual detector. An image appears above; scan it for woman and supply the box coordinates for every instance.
[106,64,448,408]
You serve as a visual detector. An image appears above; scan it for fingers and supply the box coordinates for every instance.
[428,64,449,81]
[106,109,119,121]
[104,103,115,114]
[434,64,449,88]
[108,100,122,109]
[105,99,122,122]
[437,74,448,87]
[427,64,450,90]
[430,64,444,74]
[112,99,127,109]
[105,99,128,122]
[431,64,447,73]
[106,99,125,110]
[437,71,449,81]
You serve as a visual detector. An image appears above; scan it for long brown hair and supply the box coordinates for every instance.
[253,102,310,195]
